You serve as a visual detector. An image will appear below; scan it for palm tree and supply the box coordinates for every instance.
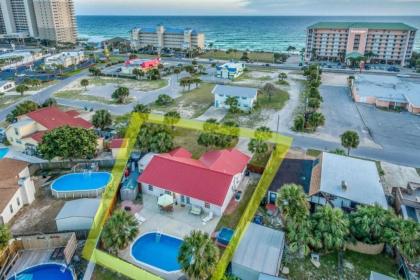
[248,126,272,156]
[276,184,309,223]
[225,96,240,113]
[307,112,325,129]
[263,83,276,101]
[386,219,420,261]
[349,205,394,244]
[42,98,57,107]
[174,67,181,80]
[92,109,112,130]
[132,104,151,121]
[164,111,181,130]
[101,210,139,254]
[340,130,360,155]
[178,230,219,280]
[286,217,314,257]
[112,87,130,104]
[132,68,144,80]
[310,205,349,252]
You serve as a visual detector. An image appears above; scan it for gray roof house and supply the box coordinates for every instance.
[212,85,258,111]
[232,223,285,280]
[309,153,388,210]
[55,198,100,232]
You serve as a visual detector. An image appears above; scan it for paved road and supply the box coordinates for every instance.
[0,71,88,120]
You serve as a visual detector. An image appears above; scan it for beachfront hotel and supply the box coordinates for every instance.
[305,22,417,66]
[0,0,77,44]
[130,24,205,51]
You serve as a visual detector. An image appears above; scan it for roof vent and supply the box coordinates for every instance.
[341,180,348,191]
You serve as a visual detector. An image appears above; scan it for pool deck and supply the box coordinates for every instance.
[6,249,63,278]
[119,194,220,279]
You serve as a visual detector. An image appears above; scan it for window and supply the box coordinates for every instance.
[9,204,13,214]
[17,197,20,206]
[186,197,191,204]
[204,202,210,209]
[148,185,153,191]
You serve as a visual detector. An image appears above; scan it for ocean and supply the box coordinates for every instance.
[77,16,420,52]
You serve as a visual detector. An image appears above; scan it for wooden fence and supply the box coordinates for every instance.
[29,159,116,174]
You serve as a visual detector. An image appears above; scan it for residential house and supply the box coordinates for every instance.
[0,158,36,225]
[0,80,15,93]
[309,153,388,210]
[232,223,286,280]
[55,198,100,232]
[138,147,250,216]
[393,182,420,223]
[45,51,85,68]
[212,85,258,111]
[216,62,245,80]
[6,107,93,153]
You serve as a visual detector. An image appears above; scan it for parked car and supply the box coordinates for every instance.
[387,66,400,72]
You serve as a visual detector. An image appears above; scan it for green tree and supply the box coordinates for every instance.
[287,45,297,54]
[38,126,98,160]
[276,184,309,223]
[42,98,57,107]
[248,126,272,155]
[293,115,305,132]
[101,210,139,254]
[92,109,112,130]
[191,77,202,88]
[263,83,276,101]
[308,97,321,111]
[311,205,349,252]
[6,101,39,123]
[386,219,420,261]
[164,111,181,129]
[286,217,314,257]
[179,77,193,91]
[278,72,288,81]
[137,124,174,153]
[132,68,144,80]
[225,96,241,113]
[80,79,89,90]
[0,225,11,250]
[155,94,174,106]
[31,79,41,87]
[240,52,249,61]
[307,112,325,128]
[112,86,130,104]
[15,84,29,96]
[178,230,219,280]
[349,205,394,244]
[174,67,181,80]
[340,130,360,155]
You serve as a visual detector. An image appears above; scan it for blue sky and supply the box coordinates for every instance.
[74,0,420,15]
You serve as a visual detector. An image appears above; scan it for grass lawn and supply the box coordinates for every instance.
[216,181,258,231]
[172,128,208,159]
[200,50,275,63]
[257,88,289,110]
[151,83,215,118]
[306,149,322,157]
[88,77,168,92]
[54,89,118,104]
[0,95,24,109]
[286,251,398,280]
[91,266,130,280]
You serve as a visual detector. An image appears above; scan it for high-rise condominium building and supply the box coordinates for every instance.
[33,0,77,44]
[130,25,205,51]
[0,0,38,37]
[306,22,417,66]
[0,0,76,44]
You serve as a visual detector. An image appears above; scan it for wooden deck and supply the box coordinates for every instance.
[6,249,62,278]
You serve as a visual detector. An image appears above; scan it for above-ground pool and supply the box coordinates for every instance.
[131,232,183,273]
[51,172,112,198]
[8,263,74,280]
[0,148,9,159]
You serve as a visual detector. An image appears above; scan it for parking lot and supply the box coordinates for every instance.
[357,104,420,151]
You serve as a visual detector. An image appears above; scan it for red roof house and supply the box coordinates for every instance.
[138,147,250,215]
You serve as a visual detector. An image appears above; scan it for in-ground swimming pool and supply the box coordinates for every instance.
[8,263,74,280]
[51,172,112,198]
[131,232,183,273]
[0,148,9,159]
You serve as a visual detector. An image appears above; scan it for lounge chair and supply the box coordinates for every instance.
[190,205,202,215]
[202,211,214,224]
[134,213,146,224]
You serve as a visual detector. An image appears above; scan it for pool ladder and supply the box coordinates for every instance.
[156,230,162,243]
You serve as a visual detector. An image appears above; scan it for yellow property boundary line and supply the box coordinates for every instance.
[82,113,292,280]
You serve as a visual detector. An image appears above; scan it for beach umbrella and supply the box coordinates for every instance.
[158,194,174,207]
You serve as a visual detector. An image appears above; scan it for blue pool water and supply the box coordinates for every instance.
[51,172,112,192]
[0,148,9,159]
[131,232,183,272]
[8,263,74,280]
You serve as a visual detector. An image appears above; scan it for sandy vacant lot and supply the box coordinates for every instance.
[381,161,420,193]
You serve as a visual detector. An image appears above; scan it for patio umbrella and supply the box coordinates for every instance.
[158,194,174,207]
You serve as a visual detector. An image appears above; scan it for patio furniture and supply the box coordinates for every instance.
[190,205,202,215]
[121,200,142,215]
[134,213,146,224]
[202,211,214,224]
[158,194,174,208]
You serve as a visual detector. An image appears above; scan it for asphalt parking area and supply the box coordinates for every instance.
[357,104,420,150]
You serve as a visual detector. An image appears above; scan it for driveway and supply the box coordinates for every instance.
[195,107,228,122]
